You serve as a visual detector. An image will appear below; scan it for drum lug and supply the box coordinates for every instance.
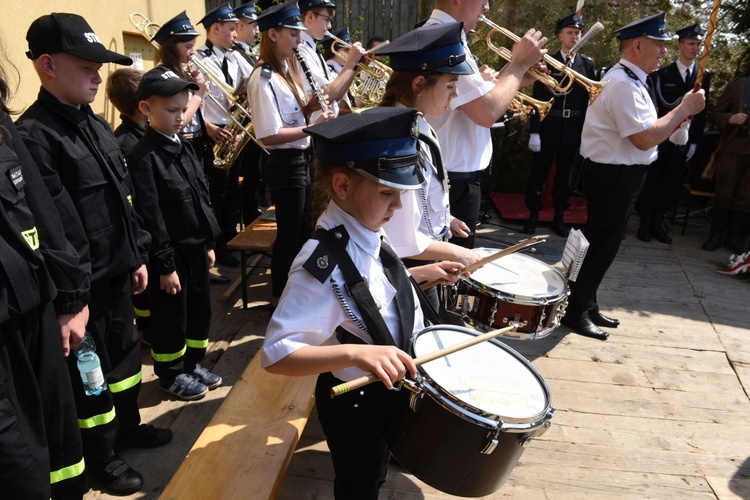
[401,376,425,412]
[481,430,500,454]
[520,434,534,448]
[489,299,498,326]
[459,294,477,315]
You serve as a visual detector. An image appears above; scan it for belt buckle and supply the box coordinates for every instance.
[562,109,571,118]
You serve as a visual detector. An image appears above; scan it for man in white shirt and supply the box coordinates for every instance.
[562,13,705,340]
[425,0,548,248]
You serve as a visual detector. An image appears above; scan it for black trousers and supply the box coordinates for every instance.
[447,175,482,249]
[263,149,311,298]
[1,302,85,499]
[567,160,648,318]
[525,143,578,213]
[238,141,265,226]
[70,272,142,467]
[316,372,404,500]
[635,142,688,217]
[148,245,212,382]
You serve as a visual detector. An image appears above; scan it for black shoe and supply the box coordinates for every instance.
[210,274,231,285]
[589,310,620,328]
[551,221,570,237]
[521,222,536,234]
[118,424,173,450]
[216,247,239,268]
[651,225,672,244]
[637,225,652,242]
[702,234,723,251]
[92,456,143,496]
[561,315,609,340]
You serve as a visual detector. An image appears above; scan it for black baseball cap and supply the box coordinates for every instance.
[136,66,199,101]
[26,13,132,65]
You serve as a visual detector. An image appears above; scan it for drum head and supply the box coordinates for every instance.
[468,249,567,301]
[413,326,548,422]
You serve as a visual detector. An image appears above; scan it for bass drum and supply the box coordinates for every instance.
[386,325,553,497]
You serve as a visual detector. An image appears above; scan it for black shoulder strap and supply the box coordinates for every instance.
[313,226,396,347]
[416,114,446,183]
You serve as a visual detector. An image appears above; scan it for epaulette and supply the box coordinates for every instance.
[197,47,212,58]
[303,225,350,283]
[260,63,273,80]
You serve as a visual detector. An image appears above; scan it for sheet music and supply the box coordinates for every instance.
[561,228,589,281]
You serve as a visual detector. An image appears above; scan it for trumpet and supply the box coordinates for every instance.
[325,31,392,108]
[510,92,554,121]
[478,15,607,104]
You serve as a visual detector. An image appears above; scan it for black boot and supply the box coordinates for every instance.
[551,209,569,237]
[650,212,672,244]
[724,210,749,255]
[522,211,538,234]
[702,207,730,251]
[637,214,652,242]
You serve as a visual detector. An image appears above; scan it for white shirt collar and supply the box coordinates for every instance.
[430,10,465,43]
[319,201,383,260]
[301,31,317,48]
[675,59,695,81]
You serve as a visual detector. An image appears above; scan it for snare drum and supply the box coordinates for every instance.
[386,325,554,497]
[445,249,569,340]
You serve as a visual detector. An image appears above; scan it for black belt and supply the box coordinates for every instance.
[181,131,203,140]
[447,170,484,182]
[548,109,582,118]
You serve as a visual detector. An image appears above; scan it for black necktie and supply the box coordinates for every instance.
[221,56,233,86]
[685,68,691,83]
[380,240,416,350]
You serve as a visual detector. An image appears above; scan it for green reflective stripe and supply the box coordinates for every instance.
[127,194,133,206]
[133,307,150,317]
[151,345,186,362]
[186,338,209,349]
[50,457,85,484]
[78,407,116,429]
[109,370,142,393]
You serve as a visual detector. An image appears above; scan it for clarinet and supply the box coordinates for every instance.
[294,48,329,113]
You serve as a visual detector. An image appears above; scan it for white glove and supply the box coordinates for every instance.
[669,119,690,146]
[528,133,541,152]
[686,143,697,161]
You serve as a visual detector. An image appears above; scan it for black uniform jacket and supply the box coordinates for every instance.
[649,62,711,145]
[0,111,89,324]
[114,115,146,155]
[16,88,150,284]
[126,126,221,275]
[529,50,597,146]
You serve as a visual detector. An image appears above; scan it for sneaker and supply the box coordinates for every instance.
[91,456,143,496]
[188,364,223,390]
[717,251,750,276]
[118,424,173,449]
[160,373,208,401]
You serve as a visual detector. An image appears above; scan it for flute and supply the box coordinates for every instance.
[294,48,329,113]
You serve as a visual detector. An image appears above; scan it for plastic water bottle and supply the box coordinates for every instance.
[73,332,107,396]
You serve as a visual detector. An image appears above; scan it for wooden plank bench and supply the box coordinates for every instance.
[224,206,277,308]
[161,354,317,500]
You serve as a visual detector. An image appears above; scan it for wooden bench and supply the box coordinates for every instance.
[161,354,317,500]
[223,206,277,308]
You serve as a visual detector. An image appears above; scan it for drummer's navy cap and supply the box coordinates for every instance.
[199,3,239,29]
[676,23,704,41]
[257,1,307,32]
[26,13,132,65]
[556,13,584,32]
[613,12,670,41]
[152,12,200,46]
[234,2,258,22]
[136,65,200,101]
[299,0,336,13]
[378,22,473,75]
[321,26,351,52]
[304,107,425,190]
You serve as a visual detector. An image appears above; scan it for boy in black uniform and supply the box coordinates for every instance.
[0,66,87,499]
[16,13,171,494]
[127,66,223,401]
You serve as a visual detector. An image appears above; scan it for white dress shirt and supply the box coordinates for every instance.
[263,201,425,381]
[195,44,244,125]
[424,10,495,174]
[580,59,659,165]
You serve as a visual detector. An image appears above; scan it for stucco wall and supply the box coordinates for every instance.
[3,1,206,128]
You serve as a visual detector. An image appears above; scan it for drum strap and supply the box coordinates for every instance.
[313,227,400,348]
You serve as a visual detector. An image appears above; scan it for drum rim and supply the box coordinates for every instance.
[410,325,553,431]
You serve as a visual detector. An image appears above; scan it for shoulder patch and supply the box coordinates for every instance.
[303,242,337,283]
[198,47,212,58]
[260,63,273,80]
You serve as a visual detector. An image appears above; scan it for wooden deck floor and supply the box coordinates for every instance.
[84,208,750,500]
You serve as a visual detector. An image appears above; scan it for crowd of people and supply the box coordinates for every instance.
[1,0,747,498]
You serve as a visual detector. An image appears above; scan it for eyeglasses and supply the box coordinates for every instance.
[312,12,334,24]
